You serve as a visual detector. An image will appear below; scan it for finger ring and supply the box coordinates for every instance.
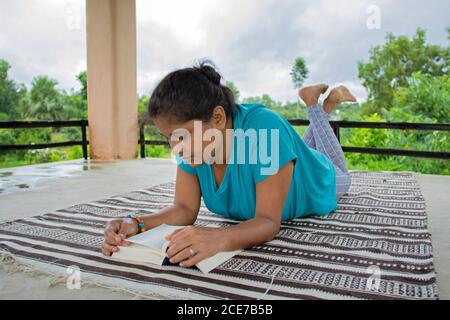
[189,247,195,257]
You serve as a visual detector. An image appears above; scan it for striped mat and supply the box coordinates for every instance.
[0,171,438,300]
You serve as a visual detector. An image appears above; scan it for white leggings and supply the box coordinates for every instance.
[302,103,351,201]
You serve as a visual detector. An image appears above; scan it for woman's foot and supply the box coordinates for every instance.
[323,85,357,114]
[298,84,329,107]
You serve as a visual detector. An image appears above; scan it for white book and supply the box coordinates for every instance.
[111,224,242,274]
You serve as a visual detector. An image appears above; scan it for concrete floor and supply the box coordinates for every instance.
[0,158,448,299]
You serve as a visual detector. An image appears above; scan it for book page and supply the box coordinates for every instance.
[196,249,242,274]
[195,224,243,274]
[126,224,184,253]
[115,223,242,273]
[112,244,165,265]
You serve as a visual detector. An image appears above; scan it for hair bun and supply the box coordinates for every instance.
[194,59,222,86]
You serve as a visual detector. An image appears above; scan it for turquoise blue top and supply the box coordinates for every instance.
[175,103,337,221]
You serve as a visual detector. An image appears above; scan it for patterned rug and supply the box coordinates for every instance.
[0,171,438,300]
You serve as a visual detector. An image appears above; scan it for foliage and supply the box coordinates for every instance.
[358,28,449,113]
[290,57,309,89]
[0,28,448,174]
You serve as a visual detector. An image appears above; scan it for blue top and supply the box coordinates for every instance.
[175,103,337,221]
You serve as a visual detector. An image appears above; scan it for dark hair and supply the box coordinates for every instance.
[147,59,236,123]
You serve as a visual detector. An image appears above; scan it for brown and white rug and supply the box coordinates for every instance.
[0,171,438,299]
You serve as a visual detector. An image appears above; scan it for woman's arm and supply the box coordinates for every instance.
[165,161,294,266]
[219,160,294,252]
[102,166,201,256]
[140,166,202,229]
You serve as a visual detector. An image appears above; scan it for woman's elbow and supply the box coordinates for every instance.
[265,220,281,242]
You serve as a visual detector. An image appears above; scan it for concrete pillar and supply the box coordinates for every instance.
[86,0,137,160]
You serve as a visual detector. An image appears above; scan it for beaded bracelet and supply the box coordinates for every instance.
[127,213,146,233]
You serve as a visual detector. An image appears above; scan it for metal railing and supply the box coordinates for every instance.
[0,120,89,160]
[1,120,448,161]
[139,120,450,160]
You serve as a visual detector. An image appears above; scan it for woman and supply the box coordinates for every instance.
[102,60,356,268]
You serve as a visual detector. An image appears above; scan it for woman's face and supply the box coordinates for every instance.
[153,106,229,167]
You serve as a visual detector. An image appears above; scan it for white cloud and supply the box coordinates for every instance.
[1,0,449,103]
[0,0,86,91]
[137,0,210,48]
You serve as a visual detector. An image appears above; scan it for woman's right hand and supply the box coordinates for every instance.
[102,218,139,256]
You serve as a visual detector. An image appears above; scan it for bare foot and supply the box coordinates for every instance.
[298,84,329,107]
[323,85,357,114]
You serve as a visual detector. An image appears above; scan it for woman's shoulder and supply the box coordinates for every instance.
[236,103,286,130]
[238,103,274,116]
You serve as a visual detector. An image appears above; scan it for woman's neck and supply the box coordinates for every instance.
[213,116,234,167]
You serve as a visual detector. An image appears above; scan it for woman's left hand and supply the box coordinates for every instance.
[164,226,225,267]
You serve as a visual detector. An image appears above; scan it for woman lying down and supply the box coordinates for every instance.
[102,60,356,268]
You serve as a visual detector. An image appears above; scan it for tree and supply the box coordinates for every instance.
[226,81,240,103]
[290,57,309,89]
[64,71,88,119]
[29,76,65,120]
[358,28,449,112]
[63,92,86,120]
[0,59,22,120]
[242,94,282,109]
[76,71,87,101]
[388,72,450,124]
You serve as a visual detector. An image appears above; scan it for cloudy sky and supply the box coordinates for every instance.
[1,0,448,102]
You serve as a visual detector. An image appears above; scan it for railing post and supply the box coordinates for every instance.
[139,126,145,159]
[81,120,88,160]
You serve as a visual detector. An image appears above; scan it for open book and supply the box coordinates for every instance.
[111,224,242,274]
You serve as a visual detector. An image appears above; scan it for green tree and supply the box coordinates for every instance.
[61,71,88,120]
[62,92,86,120]
[137,94,149,115]
[0,59,22,120]
[243,94,283,109]
[76,71,87,100]
[358,28,449,113]
[226,81,240,103]
[388,72,449,123]
[29,76,65,120]
[290,57,309,89]
[137,94,150,128]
